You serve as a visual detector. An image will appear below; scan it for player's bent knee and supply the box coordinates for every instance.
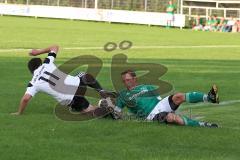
[166,113,185,125]
[172,93,185,105]
[166,113,175,123]
[175,115,185,125]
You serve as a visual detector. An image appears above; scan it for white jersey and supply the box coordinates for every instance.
[25,53,80,106]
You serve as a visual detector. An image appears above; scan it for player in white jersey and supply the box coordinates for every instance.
[11,45,116,116]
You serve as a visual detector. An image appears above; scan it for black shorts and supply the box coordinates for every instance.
[73,72,88,97]
[69,72,95,111]
[68,95,89,112]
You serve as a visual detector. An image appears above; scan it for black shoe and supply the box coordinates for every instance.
[99,90,118,98]
[202,122,219,128]
[207,84,219,103]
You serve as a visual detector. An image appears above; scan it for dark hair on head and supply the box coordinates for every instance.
[121,69,136,77]
[28,58,42,74]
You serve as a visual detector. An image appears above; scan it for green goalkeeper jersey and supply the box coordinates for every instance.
[116,84,161,118]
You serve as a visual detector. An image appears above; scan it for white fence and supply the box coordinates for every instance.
[0,3,186,27]
[0,0,181,13]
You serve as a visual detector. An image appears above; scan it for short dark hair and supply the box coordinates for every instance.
[121,69,136,77]
[28,58,42,74]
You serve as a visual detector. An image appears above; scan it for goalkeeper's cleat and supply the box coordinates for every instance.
[200,122,219,128]
[99,90,118,98]
[207,84,219,104]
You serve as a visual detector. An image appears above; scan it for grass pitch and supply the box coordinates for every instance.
[0,16,240,160]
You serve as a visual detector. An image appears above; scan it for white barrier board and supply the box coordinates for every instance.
[0,4,185,27]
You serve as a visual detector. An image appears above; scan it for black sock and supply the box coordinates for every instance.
[80,74,103,92]
[87,80,103,92]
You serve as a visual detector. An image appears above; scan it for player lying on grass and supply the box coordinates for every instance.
[11,45,115,116]
[101,69,219,128]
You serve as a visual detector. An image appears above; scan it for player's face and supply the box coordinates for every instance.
[122,73,137,90]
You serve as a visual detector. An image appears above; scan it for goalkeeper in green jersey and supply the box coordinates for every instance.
[102,69,219,128]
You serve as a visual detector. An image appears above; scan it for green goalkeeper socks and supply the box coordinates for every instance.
[185,92,208,103]
[181,115,200,127]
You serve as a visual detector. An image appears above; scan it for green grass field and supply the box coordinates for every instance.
[0,16,240,160]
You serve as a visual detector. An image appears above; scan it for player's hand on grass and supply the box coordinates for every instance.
[29,49,38,56]
[10,112,21,116]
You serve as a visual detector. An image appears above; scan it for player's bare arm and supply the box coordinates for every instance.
[29,45,59,56]
[11,94,32,115]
